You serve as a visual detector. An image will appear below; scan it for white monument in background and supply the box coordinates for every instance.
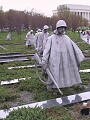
[53,4,90,22]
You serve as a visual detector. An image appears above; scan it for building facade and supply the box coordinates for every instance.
[53,4,90,22]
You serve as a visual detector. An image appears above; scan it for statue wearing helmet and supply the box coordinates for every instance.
[36,25,49,56]
[25,30,35,47]
[35,29,42,48]
[42,20,84,92]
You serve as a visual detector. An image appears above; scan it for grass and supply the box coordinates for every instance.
[0,31,27,44]
[67,31,82,43]
[78,43,90,51]
[0,31,90,120]
[5,106,73,120]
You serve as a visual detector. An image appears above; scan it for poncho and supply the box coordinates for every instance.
[42,34,85,88]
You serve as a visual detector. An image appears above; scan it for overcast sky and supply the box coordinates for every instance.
[0,0,90,16]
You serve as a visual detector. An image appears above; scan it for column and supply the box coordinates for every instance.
[86,12,88,20]
[82,12,85,19]
[84,12,87,19]
[79,12,81,16]
[81,12,82,17]
[88,12,89,21]
[89,13,90,22]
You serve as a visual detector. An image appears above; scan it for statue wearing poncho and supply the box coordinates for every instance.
[42,20,85,89]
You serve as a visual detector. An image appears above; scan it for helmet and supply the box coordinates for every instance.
[56,20,67,28]
[43,25,49,30]
[37,29,41,32]
[30,30,33,33]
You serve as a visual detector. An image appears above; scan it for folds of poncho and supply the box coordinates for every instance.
[42,34,85,88]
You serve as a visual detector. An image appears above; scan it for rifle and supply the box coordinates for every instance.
[34,53,63,95]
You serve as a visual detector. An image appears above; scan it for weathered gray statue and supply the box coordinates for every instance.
[36,25,49,56]
[42,20,85,89]
[25,30,35,47]
[7,32,12,41]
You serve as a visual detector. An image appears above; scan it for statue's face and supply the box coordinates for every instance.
[31,32,33,34]
[44,29,48,33]
[57,27,66,35]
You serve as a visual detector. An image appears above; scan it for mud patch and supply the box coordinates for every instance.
[10,91,36,107]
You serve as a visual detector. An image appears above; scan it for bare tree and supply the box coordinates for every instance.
[0,7,5,31]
